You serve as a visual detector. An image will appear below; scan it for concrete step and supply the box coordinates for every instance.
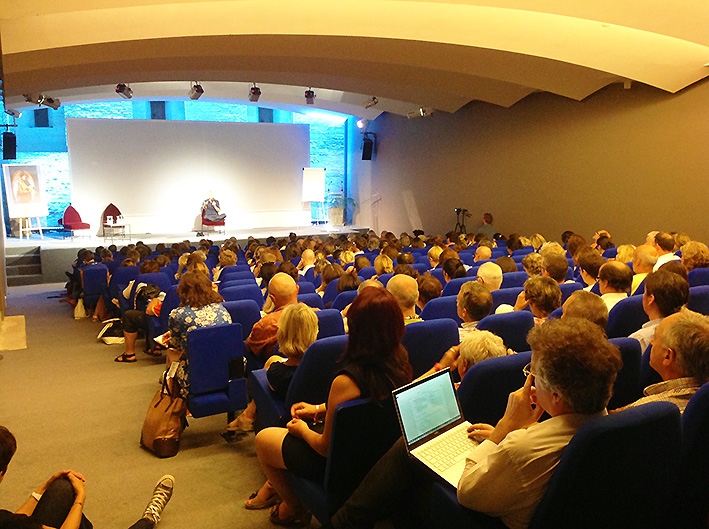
[6,253,41,266]
[7,264,42,276]
[7,274,44,287]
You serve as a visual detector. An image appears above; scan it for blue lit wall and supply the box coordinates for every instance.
[1,100,347,229]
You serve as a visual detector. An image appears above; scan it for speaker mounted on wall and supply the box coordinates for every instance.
[2,132,17,160]
[362,135,374,160]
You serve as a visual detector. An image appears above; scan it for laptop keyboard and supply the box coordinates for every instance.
[417,423,474,472]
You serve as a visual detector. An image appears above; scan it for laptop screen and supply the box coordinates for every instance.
[393,369,463,445]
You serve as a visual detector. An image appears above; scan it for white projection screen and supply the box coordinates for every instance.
[66,118,311,234]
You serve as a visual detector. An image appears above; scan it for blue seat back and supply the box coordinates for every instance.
[108,265,139,298]
[430,268,446,286]
[158,285,180,330]
[315,309,345,339]
[688,285,709,316]
[688,268,709,287]
[298,293,325,310]
[219,278,258,291]
[411,263,430,275]
[441,277,476,297]
[602,247,618,259]
[402,319,460,378]
[220,269,256,282]
[297,281,316,294]
[491,287,524,312]
[457,351,531,425]
[606,296,648,338]
[500,271,529,289]
[81,264,109,297]
[530,402,681,529]
[221,299,262,340]
[377,273,394,287]
[358,266,377,280]
[302,267,316,284]
[477,311,535,352]
[420,296,462,324]
[220,284,264,309]
[187,322,243,395]
[559,282,583,303]
[640,343,663,389]
[322,278,340,306]
[678,383,709,528]
[331,290,358,311]
[607,337,643,409]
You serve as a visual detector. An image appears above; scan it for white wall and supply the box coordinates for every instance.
[66,118,311,234]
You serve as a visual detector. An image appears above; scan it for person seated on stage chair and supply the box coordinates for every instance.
[202,191,226,222]
[0,425,175,529]
[332,317,621,529]
[617,308,709,414]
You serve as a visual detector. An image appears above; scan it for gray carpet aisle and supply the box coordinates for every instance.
[0,283,276,528]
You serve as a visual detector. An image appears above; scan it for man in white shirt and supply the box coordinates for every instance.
[629,270,689,352]
[457,281,493,340]
[332,318,622,529]
[296,249,316,276]
[652,232,681,271]
[598,261,633,311]
[631,244,658,294]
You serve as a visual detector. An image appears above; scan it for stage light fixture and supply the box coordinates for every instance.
[364,96,378,109]
[116,83,133,99]
[406,106,434,119]
[22,93,61,110]
[189,82,204,100]
[305,88,315,105]
[356,119,369,129]
[249,84,261,102]
[4,108,22,119]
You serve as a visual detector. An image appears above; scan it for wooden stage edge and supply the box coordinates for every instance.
[6,224,369,284]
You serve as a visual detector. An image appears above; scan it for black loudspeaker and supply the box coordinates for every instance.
[362,136,374,160]
[2,132,17,160]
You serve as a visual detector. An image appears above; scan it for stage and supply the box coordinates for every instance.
[5,224,369,284]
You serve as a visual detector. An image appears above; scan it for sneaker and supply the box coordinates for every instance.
[143,474,175,524]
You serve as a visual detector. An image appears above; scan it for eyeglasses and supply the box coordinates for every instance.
[522,362,534,378]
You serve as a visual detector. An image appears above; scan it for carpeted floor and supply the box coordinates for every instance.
[0,283,280,528]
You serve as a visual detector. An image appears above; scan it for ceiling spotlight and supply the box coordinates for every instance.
[4,108,22,119]
[115,83,133,99]
[406,106,434,119]
[305,88,315,105]
[189,82,204,100]
[249,84,261,102]
[356,119,369,129]
[364,96,378,109]
[22,93,61,110]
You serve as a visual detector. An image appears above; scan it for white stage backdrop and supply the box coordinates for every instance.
[66,118,311,234]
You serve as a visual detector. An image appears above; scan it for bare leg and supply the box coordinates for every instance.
[255,427,301,519]
[227,400,256,431]
[124,331,138,357]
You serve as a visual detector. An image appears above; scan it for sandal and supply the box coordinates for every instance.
[114,353,137,363]
[269,503,312,527]
[227,413,254,432]
[244,490,281,510]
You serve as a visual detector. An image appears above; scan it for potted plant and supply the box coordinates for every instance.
[327,193,356,226]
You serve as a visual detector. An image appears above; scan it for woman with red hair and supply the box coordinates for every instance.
[247,286,412,525]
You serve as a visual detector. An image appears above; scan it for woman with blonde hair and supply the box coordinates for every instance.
[373,254,394,278]
[230,303,320,439]
[529,233,546,251]
[213,248,237,281]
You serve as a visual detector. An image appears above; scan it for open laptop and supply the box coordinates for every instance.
[392,369,480,487]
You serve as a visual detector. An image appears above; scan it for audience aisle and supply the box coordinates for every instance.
[0,283,272,529]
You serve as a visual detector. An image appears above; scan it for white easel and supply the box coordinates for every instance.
[17,217,43,239]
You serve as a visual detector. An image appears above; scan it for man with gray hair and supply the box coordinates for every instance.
[386,274,422,324]
[476,262,503,292]
[457,281,493,339]
[631,244,658,294]
[623,308,709,413]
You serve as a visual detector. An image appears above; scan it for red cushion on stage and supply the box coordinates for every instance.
[102,203,123,226]
[61,205,91,230]
[202,209,225,227]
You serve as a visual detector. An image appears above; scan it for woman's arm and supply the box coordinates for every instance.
[286,374,361,457]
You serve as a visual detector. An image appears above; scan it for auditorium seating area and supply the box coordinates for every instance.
[7,226,709,528]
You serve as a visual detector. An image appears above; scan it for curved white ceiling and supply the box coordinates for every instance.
[2,1,708,116]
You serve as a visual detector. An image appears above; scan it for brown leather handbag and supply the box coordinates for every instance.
[140,374,186,458]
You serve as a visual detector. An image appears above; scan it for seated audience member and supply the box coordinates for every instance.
[615,244,635,264]
[673,232,691,252]
[561,290,608,330]
[591,230,612,251]
[336,273,361,295]
[212,249,237,282]
[653,232,681,271]
[257,262,278,295]
[332,318,621,529]
[276,262,299,283]
[154,254,170,269]
[419,329,507,381]
[680,241,709,272]
[246,273,299,359]
[576,248,605,291]
[428,246,444,269]
[397,252,415,265]
[457,282,493,339]
[340,250,355,268]
[416,275,443,311]
[659,260,689,282]
[476,262,503,292]
[230,303,319,437]
[629,270,689,351]
[100,248,114,264]
[565,235,587,263]
[296,249,316,277]
[473,245,492,263]
[539,241,566,258]
[475,212,496,241]
[596,235,615,252]
[442,258,467,282]
[373,255,394,278]
[598,261,633,311]
[542,253,571,284]
[645,230,660,246]
[506,234,523,255]
[495,256,517,274]
[512,276,562,324]
[316,263,344,297]
[621,308,709,414]
[250,287,412,526]
[350,255,371,276]
[529,233,546,251]
[521,252,542,277]
[0,426,175,529]
[387,274,422,325]
[393,264,418,279]
[631,244,658,294]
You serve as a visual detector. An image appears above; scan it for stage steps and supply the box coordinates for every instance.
[6,246,43,286]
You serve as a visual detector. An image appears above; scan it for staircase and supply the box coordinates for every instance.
[6,246,43,286]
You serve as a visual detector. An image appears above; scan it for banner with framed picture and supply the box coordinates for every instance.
[2,164,49,218]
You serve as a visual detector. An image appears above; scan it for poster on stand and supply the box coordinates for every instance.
[2,164,49,218]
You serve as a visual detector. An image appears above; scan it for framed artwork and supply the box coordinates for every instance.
[2,164,49,218]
